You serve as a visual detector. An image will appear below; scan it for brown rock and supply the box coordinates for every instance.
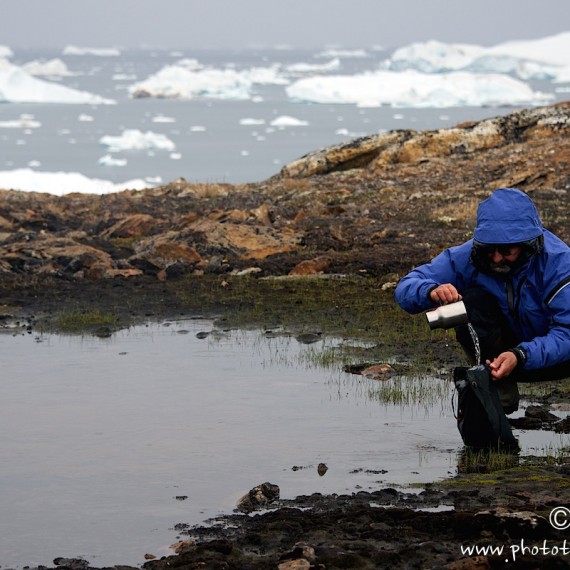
[0,215,14,231]
[360,364,394,380]
[288,256,330,276]
[1,236,114,275]
[101,214,158,238]
[188,216,301,260]
[130,235,203,273]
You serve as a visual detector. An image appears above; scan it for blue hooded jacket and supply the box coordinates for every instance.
[394,188,570,370]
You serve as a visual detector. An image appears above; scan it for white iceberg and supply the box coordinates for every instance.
[22,58,74,78]
[385,32,570,81]
[316,49,370,59]
[63,45,121,57]
[0,169,149,195]
[129,65,252,100]
[239,118,266,126]
[151,115,176,123]
[0,114,41,128]
[129,63,287,100]
[99,129,176,152]
[0,45,14,58]
[286,58,341,74]
[286,69,553,108]
[270,115,309,126]
[98,154,128,167]
[0,62,115,104]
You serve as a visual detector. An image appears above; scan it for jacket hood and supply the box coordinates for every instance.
[473,188,544,244]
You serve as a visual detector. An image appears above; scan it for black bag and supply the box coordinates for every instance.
[453,365,518,448]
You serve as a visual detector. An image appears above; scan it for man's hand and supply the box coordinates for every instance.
[429,284,462,305]
[486,351,518,380]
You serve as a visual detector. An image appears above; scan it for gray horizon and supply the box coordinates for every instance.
[1,0,570,52]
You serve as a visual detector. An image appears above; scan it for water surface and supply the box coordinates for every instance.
[0,319,566,568]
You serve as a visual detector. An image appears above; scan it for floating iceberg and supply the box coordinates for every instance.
[0,169,149,195]
[0,62,115,104]
[129,65,252,100]
[270,115,309,127]
[316,49,370,59]
[286,69,553,108]
[99,129,176,152]
[129,63,287,100]
[0,45,13,58]
[384,32,570,81]
[22,58,74,78]
[98,154,128,167]
[286,59,341,74]
[63,45,121,57]
[0,114,41,128]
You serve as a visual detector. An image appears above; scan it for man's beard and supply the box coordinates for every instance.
[490,262,513,274]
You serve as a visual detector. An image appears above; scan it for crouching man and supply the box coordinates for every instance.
[394,188,570,413]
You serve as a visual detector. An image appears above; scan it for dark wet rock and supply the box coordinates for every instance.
[317,463,328,476]
[52,558,90,570]
[295,332,322,344]
[554,416,570,433]
[508,404,560,429]
[236,481,280,513]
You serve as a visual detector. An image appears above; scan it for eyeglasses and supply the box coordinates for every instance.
[478,244,520,257]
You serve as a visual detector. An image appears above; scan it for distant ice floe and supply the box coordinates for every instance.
[121,33,569,109]
[316,49,370,59]
[239,118,266,126]
[0,114,41,129]
[128,62,287,100]
[99,129,176,152]
[383,32,570,82]
[270,115,309,127]
[151,115,176,124]
[98,154,128,167]
[0,45,14,58]
[0,169,149,195]
[286,70,553,108]
[63,45,121,57]
[0,61,115,104]
[21,58,74,78]
[286,58,341,75]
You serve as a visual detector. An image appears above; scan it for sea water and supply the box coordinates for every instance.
[1,47,565,189]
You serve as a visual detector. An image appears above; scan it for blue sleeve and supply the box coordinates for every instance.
[520,248,570,369]
[394,242,474,314]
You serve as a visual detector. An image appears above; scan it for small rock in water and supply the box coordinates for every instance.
[196,331,210,339]
[360,363,394,380]
[236,482,280,513]
[317,463,328,476]
[295,332,322,344]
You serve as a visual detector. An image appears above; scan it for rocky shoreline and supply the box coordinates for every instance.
[0,102,568,285]
[2,102,570,570]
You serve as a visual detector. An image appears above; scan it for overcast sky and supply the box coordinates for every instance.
[2,0,570,51]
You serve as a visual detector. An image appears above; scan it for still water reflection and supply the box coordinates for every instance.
[0,318,566,568]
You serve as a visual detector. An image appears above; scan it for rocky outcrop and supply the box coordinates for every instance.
[276,101,570,178]
[0,102,568,282]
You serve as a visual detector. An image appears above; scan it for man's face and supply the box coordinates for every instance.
[487,245,522,274]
